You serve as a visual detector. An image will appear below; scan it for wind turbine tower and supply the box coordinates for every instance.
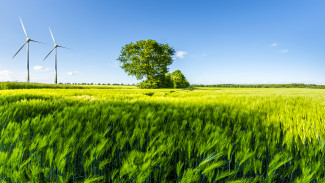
[13,17,45,82]
[44,28,70,84]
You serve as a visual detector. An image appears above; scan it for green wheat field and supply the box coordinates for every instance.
[1,84,325,182]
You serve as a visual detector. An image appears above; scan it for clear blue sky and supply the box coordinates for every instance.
[0,0,324,84]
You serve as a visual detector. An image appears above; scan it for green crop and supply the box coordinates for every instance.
[0,87,324,182]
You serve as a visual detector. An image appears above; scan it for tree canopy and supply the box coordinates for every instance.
[117,39,190,88]
[117,39,175,81]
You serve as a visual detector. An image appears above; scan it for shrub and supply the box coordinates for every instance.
[171,70,190,88]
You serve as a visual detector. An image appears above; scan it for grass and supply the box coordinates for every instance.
[0,86,324,182]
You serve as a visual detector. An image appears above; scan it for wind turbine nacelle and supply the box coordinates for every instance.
[26,38,31,42]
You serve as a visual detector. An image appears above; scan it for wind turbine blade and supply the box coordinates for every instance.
[58,45,72,50]
[30,40,47,45]
[43,48,55,61]
[49,27,56,44]
[19,17,28,38]
[12,42,27,59]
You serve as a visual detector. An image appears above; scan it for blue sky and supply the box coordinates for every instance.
[0,0,324,84]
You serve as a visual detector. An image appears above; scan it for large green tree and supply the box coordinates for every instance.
[117,39,175,88]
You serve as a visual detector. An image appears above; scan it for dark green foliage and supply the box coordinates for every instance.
[138,79,159,89]
[163,73,175,88]
[138,73,171,89]
[117,39,175,89]
[143,92,154,96]
[171,70,190,88]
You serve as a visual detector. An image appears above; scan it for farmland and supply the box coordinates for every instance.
[0,86,325,182]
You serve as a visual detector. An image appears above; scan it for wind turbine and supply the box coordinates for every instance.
[13,17,45,83]
[43,28,70,84]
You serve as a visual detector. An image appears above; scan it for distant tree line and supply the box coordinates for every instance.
[192,83,325,89]
[61,83,135,86]
[0,82,135,90]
